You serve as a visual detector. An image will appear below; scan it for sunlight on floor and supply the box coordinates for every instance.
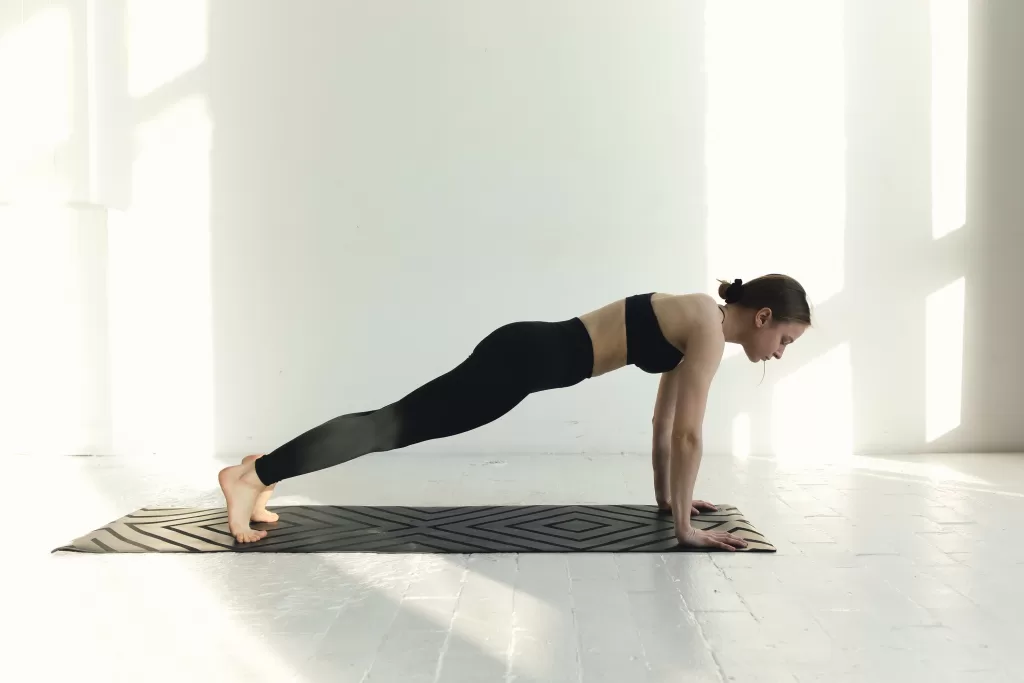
[925,276,966,443]
[0,6,72,199]
[771,342,852,465]
[107,96,214,457]
[704,0,846,328]
[126,0,207,98]
[930,0,967,240]
[323,553,548,680]
[25,451,1024,681]
[847,454,989,487]
[130,560,301,680]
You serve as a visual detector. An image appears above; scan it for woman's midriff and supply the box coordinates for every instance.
[578,293,681,378]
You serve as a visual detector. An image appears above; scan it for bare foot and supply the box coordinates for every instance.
[242,454,279,523]
[218,461,269,543]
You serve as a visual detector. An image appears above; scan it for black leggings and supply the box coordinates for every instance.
[253,317,594,486]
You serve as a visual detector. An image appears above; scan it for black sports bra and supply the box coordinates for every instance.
[625,293,684,374]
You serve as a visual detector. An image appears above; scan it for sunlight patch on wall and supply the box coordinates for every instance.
[704,0,846,319]
[0,7,72,199]
[731,412,751,460]
[126,0,207,98]
[925,276,965,443]
[930,0,967,240]
[771,343,852,465]
[107,96,213,458]
[0,209,93,454]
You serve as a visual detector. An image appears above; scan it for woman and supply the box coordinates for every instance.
[219,274,811,549]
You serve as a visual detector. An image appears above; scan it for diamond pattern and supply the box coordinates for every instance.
[54,504,775,553]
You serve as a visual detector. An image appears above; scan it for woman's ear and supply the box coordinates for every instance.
[755,308,773,327]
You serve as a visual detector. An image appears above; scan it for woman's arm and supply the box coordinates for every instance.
[651,369,679,507]
[668,322,723,537]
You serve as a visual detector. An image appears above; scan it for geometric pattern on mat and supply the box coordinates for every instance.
[53,504,775,554]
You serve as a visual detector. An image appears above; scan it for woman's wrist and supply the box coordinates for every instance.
[672,504,693,532]
[669,440,701,530]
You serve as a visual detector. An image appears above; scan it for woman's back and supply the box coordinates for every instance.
[578,293,720,378]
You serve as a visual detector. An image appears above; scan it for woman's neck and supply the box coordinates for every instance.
[719,305,745,345]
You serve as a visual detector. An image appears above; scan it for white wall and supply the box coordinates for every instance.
[0,1,111,456]
[1,0,1021,461]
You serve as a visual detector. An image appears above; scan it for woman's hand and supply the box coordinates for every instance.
[676,527,748,551]
[690,499,717,516]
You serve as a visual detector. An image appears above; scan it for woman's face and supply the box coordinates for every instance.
[743,308,807,362]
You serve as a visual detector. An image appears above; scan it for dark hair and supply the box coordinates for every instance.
[717,275,811,325]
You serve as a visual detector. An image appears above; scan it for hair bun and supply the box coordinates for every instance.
[722,278,743,303]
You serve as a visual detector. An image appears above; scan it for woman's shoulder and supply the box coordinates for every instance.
[652,292,720,319]
[651,292,724,348]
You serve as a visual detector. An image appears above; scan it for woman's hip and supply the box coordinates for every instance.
[473,317,594,391]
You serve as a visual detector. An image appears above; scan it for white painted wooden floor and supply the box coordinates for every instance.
[10,451,1024,682]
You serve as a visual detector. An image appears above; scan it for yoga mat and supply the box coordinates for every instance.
[53,504,775,554]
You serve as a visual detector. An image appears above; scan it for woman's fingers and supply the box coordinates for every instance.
[690,500,718,516]
[712,532,747,549]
